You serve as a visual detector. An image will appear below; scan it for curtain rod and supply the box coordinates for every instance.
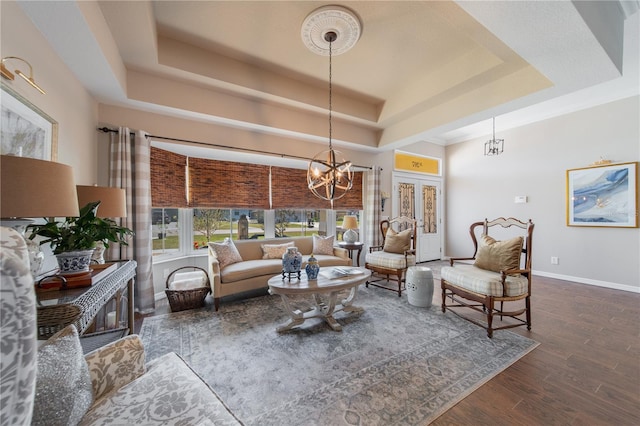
[97,127,372,170]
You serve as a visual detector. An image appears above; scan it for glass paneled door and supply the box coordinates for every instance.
[392,174,442,262]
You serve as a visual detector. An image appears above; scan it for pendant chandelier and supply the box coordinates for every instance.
[484,117,504,156]
[303,6,361,202]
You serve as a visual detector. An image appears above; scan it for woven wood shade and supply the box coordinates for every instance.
[151,147,187,207]
[150,147,364,210]
[272,168,363,210]
[188,157,270,209]
[272,167,327,209]
[333,171,363,210]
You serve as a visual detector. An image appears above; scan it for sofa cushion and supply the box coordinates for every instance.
[441,264,528,297]
[383,228,412,254]
[33,325,93,426]
[261,241,294,259]
[221,259,283,283]
[474,235,523,273]
[365,250,416,269]
[210,239,243,269]
[312,234,335,255]
[80,352,241,425]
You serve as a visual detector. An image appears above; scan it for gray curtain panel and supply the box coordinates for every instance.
[108,128,155,314]
[364,166,381,251]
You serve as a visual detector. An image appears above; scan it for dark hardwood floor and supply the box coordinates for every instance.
[136,271,640,425]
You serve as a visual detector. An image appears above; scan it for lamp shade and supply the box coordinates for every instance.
[76,185,127,218]
[1,155,79,218]
[342,215,358,230]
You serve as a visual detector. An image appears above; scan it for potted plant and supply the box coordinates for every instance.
[28,201,134,274]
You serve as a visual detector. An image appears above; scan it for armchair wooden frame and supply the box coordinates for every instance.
[365,216,417,296]
[441,217,534,338]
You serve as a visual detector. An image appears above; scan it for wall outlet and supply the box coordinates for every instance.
[514,195,528,203]
[550,256,559,265]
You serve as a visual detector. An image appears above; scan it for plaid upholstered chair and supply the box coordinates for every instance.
[441,217,534,338]
[365,216,417,296]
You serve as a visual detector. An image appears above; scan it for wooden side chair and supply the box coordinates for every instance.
[441,217,534,337]
[365,216,417,296]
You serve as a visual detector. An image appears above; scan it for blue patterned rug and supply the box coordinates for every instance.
[140,286,538,425]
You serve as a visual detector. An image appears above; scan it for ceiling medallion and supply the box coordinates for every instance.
[301,5,362,56]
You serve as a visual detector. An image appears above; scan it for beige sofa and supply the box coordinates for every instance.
[208,236,351,310]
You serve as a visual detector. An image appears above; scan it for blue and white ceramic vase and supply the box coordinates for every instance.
[282,247,302,273]
[305,253,320,280]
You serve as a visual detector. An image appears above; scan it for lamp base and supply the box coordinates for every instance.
[343,228,358,243]
[1,218,44,278]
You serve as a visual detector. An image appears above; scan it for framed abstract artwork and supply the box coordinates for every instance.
[1,83,58,160]
[566,162,638,227]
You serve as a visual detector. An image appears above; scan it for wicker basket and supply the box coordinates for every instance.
[165,266,211,312]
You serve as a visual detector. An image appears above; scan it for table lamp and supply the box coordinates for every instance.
[76,185,127,263]
[1,155,79,277]
[342,215,359,243]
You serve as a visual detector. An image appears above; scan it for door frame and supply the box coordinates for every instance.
[392,171,444,262]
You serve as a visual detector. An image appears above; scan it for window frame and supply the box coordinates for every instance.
[151,207,362,263]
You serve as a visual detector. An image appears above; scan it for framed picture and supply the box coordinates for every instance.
[1,83,58,160]
[566,162,638,227]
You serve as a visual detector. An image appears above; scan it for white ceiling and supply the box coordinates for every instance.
[17,1,640,152]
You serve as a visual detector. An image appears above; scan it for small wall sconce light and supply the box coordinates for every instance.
[381,191,390,212]
[1,56,46,94]
[484,117,504,156]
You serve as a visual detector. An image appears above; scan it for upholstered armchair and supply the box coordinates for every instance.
[0,226,241,425]
[365,216,417,296]
[441,217,534,338]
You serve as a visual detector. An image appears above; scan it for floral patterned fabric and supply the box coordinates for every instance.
[84,335,146,401]
[80,352,241,425]
[0,227,37,426]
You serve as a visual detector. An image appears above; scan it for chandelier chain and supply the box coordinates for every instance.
[328,37,333,151]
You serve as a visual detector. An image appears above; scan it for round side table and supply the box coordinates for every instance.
[338,242,364,266]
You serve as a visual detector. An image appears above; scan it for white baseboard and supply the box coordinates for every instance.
[532,270,640,294]
[155,292,168,301]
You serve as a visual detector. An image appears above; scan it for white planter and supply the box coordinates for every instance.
[56,249,95,275]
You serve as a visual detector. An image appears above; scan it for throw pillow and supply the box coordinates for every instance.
[474,235,524,273]
[383,227,412,254]
[261,241,294,259]
[84,335,146,401]
[312,235,335,255]
[32,325,93,426]
[210,238,243,269]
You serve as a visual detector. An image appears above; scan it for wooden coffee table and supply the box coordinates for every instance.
[267,267,371,332]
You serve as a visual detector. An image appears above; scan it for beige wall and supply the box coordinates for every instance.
[445,96,640,291]
[97,103,381,171]
[1,1,99,184]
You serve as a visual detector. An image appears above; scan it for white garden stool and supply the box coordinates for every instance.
[406,266,434,307]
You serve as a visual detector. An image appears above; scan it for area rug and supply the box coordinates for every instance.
[140,286,538,425]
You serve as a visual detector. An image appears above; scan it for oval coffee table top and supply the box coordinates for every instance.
[268,267,371,295]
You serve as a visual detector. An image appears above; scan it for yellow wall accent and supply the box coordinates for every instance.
[394,151,440,175]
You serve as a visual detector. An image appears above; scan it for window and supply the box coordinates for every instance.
[192,209,266,249]
[151,208,180,255]
[274,209,322,238]
[151,207,362,260]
